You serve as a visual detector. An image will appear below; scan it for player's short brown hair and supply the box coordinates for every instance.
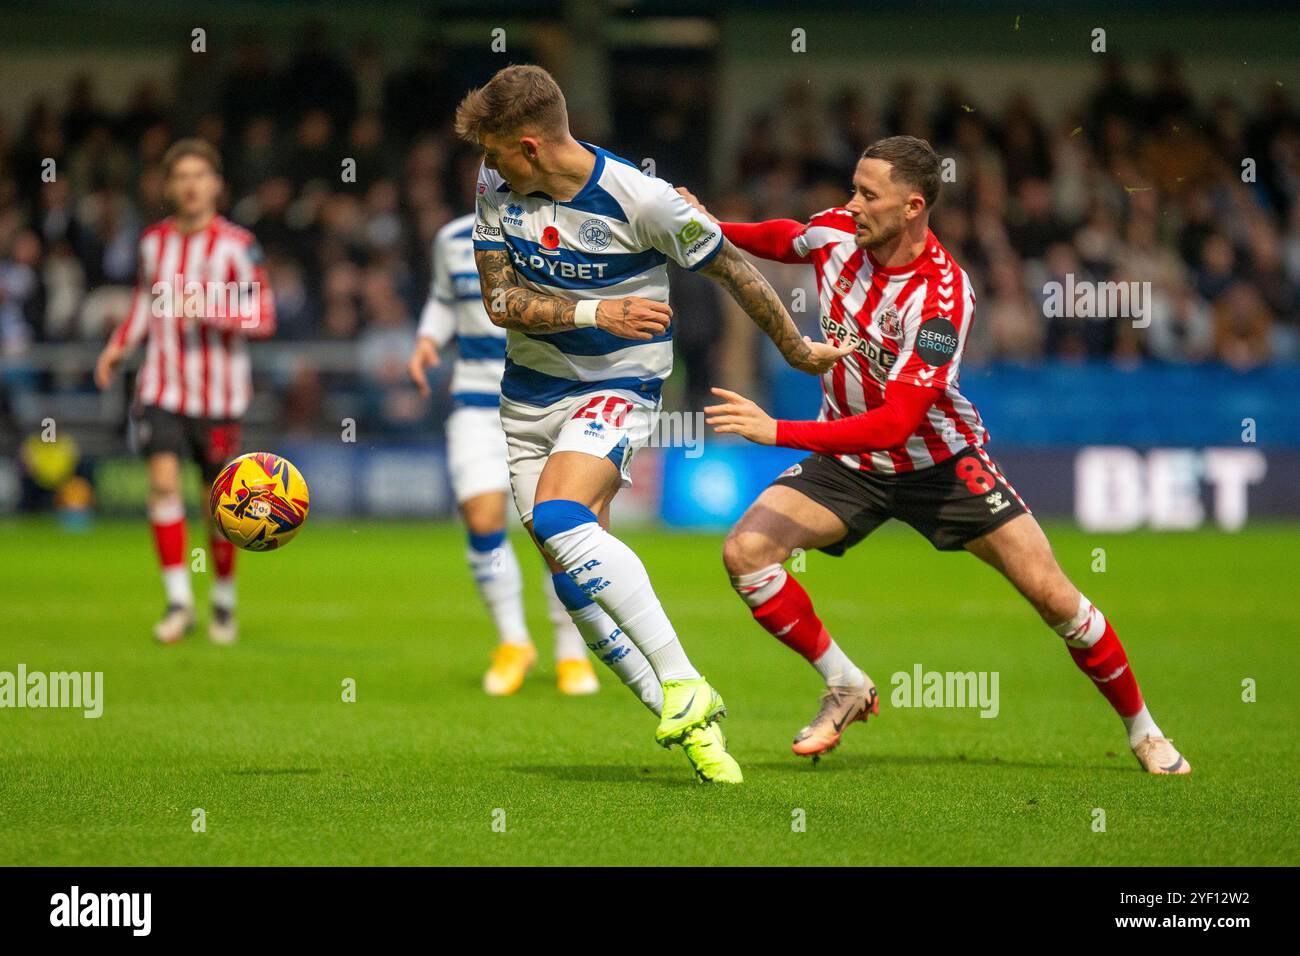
[862,135,940,209]
[454,64,569,143]
[162,138,222,177]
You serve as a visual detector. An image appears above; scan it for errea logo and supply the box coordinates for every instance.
[50,886,151,936]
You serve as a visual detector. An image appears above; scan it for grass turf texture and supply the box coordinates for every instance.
[1,518,1296,866]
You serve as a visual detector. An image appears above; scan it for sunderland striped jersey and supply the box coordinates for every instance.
[417,212,504,407]
[472,142,722,408]
[792,207,986,474]
[110,215,275,419]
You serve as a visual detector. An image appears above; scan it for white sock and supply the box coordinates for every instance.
[1123,704,1163,747]
[544,519,700,682]
[210,577,236,611]
[162,566,193,608]
[1053,593,1106,647]
[812,640,865,689]
[730,564,787,608]
[645,642,698,684]
[570,602,662,715]
[542,571,587,662]
[467,537,529,645]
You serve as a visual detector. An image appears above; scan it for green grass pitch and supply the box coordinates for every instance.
[1,517,1296,866]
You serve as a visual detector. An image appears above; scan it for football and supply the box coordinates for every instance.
[209,452,310,552]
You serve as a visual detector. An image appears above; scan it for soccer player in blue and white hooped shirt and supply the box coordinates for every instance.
[454,65,851,783]
[409,210,602,698]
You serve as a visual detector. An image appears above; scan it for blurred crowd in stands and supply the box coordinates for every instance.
[717,56,1299,377]
[1,26,1298,438]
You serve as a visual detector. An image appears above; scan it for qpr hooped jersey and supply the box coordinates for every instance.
[793,208,987,474]
[472,142,723,408]
[417,213,505,407]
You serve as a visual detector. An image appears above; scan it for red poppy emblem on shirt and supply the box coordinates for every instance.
[541,226,561,249]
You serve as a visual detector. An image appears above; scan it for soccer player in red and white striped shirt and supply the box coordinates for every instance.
[688,136,1189,775]
[95,139,276,645]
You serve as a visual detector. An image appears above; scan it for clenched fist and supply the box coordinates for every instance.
[596,297,673,340]
[791,335,856,375]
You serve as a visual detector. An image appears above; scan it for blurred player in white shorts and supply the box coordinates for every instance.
[409,211,599,697]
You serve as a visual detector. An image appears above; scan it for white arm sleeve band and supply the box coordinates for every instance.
[574,300,599,328]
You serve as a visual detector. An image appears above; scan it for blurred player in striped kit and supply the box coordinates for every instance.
[95,139,275,645]
[408,209,600,696]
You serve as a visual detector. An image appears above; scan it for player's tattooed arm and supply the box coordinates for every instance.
[699,240,852,375]
[475,248,576,333]
[474,249,672,339]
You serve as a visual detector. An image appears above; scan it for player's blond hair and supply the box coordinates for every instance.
[454,64,569,143]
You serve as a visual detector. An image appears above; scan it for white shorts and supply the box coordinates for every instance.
[446,405,511,504]
[501,390,658,523]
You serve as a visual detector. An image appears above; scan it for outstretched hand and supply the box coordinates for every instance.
[704,387,777,445]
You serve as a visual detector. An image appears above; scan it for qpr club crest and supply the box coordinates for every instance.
[578,218,613,252]
[878,305,902,338]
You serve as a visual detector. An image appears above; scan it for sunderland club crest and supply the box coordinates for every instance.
[878,305,902,338]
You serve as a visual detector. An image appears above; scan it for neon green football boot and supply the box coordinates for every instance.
[656,677,728,746]
[680,721,743,784]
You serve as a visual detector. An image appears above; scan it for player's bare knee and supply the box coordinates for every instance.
[463,511,504,538]
[1043,579,1082,626]
[146,455,181,498]
[147,476,180,499]
[722,527,783,577]
[1025,574,1079,626]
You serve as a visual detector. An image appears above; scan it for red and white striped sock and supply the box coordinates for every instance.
[731,564,864,688]
[209,532,237,611]
[1055,594,1160,744]
[149,494,192,608]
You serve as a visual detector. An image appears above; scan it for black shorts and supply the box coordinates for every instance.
[134,405,242,484]
[771,446,1030,554]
